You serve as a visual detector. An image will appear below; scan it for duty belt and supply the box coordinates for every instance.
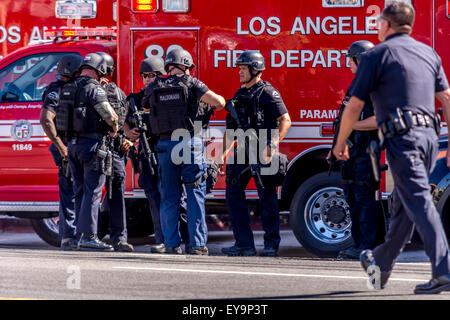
[380,111,439,138]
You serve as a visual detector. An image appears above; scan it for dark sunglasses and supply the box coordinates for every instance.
[141,73,157,79]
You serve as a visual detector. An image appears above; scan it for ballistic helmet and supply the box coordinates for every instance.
[346,40,375,63]
[57,54,83,77]
[80,53,108,76]
[164,49,195,72]
[236,51,265,71]
[96,52,115,76]
[140,57,167,75]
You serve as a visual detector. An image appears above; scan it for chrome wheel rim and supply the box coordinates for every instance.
[304,187,352,244]
[43,217,59,234]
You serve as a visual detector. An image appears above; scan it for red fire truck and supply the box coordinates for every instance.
[0,0,448,257]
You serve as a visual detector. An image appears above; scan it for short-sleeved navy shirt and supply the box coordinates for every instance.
[75,75,109,107]
[142,74,209,110]
[350,33,449,124]
[42,80,66,114]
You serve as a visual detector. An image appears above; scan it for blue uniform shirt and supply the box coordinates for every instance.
[349,33,449,124]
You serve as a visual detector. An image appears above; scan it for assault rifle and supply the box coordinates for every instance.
[226,99,265,190]
[96,135,114,199]
[49,144,71,179]
[61,160,71,179]
[129,96,158,175]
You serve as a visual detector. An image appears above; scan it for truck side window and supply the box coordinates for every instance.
[0,52,73,103]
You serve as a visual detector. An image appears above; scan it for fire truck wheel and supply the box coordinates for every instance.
[30,217,61,248]
[289,172,353,258]
[124,198,155,238]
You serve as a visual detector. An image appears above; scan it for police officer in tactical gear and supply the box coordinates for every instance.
[334,2,450,294]
[96,52,134,252]
[125,57,191,253]
[221,51,291,257]
[142,49,226,255]
[67,53,119,251]
[331,40,382,260]
[125,57,166,252]
[40,53,83,250]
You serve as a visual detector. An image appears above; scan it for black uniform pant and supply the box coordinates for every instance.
[99,152,127,243]
[225,163,281,250]
[48,143,76,240]
[373,127,450,278]
[138,161,164,245]
[342,155,379,250]
[68,137,106,237]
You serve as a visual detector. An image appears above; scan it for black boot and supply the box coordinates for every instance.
[414,274,450,294]
[221,245,256,257]
[78,234,114,252]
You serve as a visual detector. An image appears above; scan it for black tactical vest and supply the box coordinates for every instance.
[232,81,268,130]
[42,80,66,133]
[104,82,127,130]
[69,77,104,134]
[57,81,77,134]
[150,75,193,135]
[339,91,378,158]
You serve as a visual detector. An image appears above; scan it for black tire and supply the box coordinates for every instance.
[290,172,353,258]
[125,200,154,238]
[97,197,155,239]
[30,217,61,247]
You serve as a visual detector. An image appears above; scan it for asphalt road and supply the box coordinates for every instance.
[0,229,448,301]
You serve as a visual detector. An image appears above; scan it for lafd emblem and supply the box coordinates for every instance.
[11,120,32,142]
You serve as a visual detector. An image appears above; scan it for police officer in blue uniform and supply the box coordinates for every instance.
[221,51,291,257]
[333,2,450,294]
[67,53,119,251]
[333,40,381,260]
[40,54,82,250]
[96,52,134,252]
[142,49,225,255]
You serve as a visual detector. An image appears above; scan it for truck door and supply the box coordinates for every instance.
[0,50,80,202]
[130,28,198,189]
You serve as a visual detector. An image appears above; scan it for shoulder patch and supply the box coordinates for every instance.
[95,87,107,97]
[272,90,280,98]
[47,91,59,100]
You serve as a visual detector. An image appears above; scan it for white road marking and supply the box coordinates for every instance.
[396,262,430,267]
[112,266,427,282]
